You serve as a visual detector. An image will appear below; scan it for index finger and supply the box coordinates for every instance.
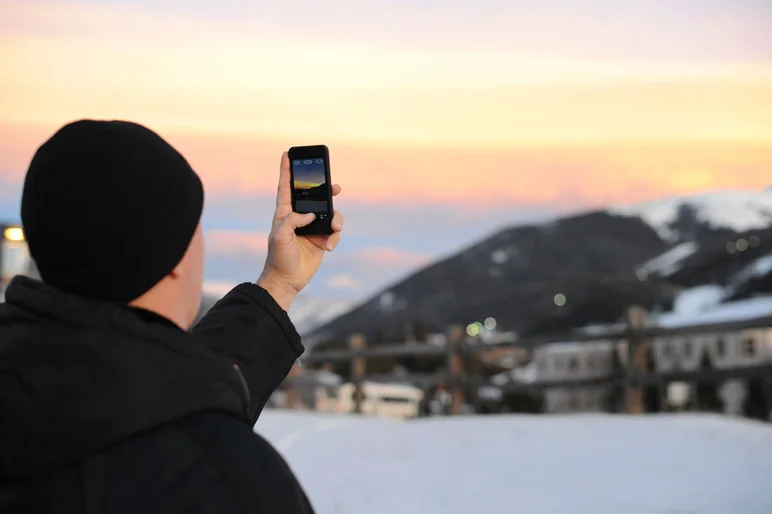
[276,151,292,209]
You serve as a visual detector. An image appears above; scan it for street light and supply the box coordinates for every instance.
[3,227,24,242]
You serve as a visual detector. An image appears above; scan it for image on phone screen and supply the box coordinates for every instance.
[292,158,329,216]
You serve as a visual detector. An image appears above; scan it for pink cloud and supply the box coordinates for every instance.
[206,229,268,256]
[351,247,432,266]
[0,122,52,181]
[325,273,364,290]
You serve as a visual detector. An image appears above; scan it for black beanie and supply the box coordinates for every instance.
[21,119,204,303]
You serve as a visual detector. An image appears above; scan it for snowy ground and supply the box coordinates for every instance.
[256,410,772,514]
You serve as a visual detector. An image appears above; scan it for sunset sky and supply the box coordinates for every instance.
[1,0,771,302]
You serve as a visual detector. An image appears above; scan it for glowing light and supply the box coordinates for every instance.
[726,241,737,254]
[636,269,649,281]
[484,317,497,330]
[465,321,485,337]
[553,293,567,307]
[736,238,749,251]
[749,235,761,248]
[3,227,24,242]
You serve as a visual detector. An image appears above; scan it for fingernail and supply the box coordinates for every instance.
[308,213,316,219]
[326,241,334,251]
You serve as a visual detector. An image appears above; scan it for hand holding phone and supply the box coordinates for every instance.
[257,149,343,310]
[288,145,334,236]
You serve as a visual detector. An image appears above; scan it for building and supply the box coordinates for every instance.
[651,296,772,415]
[0,223,36,301]
[532,340,624,413]
[303,378,423,419]
[330,381,423,419]
[279,366,424,420]
[525,295,772,417]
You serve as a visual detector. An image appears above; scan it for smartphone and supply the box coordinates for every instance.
[288,145,334,236]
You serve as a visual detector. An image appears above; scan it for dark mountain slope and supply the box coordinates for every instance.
[307,211,668,346]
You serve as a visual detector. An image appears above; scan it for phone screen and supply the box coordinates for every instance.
[291,157,329,216]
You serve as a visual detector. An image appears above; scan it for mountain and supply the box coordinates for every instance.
[608,189,772,241]
[306,210,669,346]
[194,288,353,342]
[306,189,772,347]
[194,293,221,325]
[297,182,328,197]
[288,295,355,338]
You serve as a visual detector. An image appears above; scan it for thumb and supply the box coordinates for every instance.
[276,212,316,233]
[290,212,316,228]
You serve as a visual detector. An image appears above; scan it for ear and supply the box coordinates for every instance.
[169,263,184,279]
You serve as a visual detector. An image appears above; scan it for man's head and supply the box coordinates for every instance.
[21,120,205,328]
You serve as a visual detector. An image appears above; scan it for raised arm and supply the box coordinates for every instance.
[194,152,344,424]
[192,283,303,423]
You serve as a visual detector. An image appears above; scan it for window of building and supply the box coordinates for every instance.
[568,357,579,372]
[381,396,411,403]
[742,338,756,357]
[716,338,726,357]
[683,341,693,357]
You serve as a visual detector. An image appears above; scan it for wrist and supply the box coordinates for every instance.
[257,272,298,311]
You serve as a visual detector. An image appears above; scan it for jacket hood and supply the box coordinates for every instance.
[0,276,248,478]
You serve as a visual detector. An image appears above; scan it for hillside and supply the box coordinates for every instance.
[307,189,772,346]
[288,296,355,335]
[306,210,669,346]
[525,225,772,335]
[194,289,354,336]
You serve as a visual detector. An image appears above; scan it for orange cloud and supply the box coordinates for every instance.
[2,122,771,212]
[1,2,770,213]
[149,135,772,211]
[206,229,268,256]
[1,3,771,149]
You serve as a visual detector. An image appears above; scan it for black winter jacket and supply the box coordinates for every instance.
[0,276,314,513]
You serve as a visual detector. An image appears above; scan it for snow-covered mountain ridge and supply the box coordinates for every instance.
[609,189,772,241]
[198,283,354,338]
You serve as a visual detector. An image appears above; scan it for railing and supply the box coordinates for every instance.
[288,307,772,418]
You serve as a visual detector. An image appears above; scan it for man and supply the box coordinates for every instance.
[0,120,343,513]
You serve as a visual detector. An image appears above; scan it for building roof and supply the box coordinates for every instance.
[653,296,772,330]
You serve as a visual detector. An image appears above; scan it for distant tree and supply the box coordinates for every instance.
[668,203,709,242]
